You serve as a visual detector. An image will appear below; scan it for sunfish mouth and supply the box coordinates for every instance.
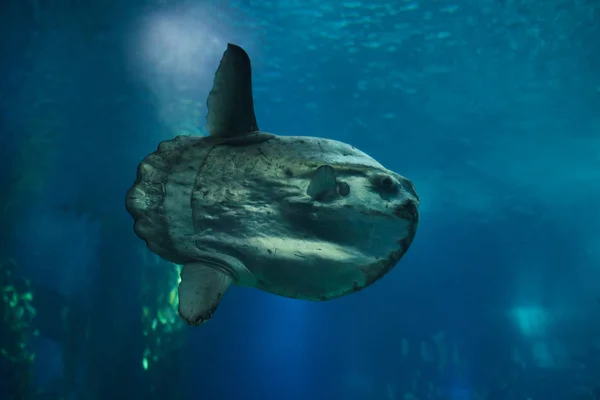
[394,201,419,223]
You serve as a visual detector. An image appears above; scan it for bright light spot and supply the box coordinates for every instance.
[139,12,223,81]
[128,5,232,136]
[509,306,550,338]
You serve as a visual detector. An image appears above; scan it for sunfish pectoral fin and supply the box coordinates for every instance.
[307,165,338,201]
[206,43,259,138]
[178,262,233,326]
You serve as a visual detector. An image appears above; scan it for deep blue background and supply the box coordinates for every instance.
[1,0,599,399]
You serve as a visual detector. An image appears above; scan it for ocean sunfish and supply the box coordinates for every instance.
[126,43,420,326]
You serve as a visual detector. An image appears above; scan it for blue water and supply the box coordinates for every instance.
[1,1,599,399]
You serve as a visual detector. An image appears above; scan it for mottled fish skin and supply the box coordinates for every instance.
[126,132,419,301]
[126,43,419,325]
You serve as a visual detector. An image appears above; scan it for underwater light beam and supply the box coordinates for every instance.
[129,5,233,136]
[138,11,224,81]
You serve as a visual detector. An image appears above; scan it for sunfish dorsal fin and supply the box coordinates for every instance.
[206,43,259,138]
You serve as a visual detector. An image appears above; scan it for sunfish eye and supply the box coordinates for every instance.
[337,181,350,197]
[373,173,397,191]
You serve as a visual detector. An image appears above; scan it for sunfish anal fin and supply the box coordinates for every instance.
[206,43,259,138]
[307,165,338,202]
[178,262,233,326]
